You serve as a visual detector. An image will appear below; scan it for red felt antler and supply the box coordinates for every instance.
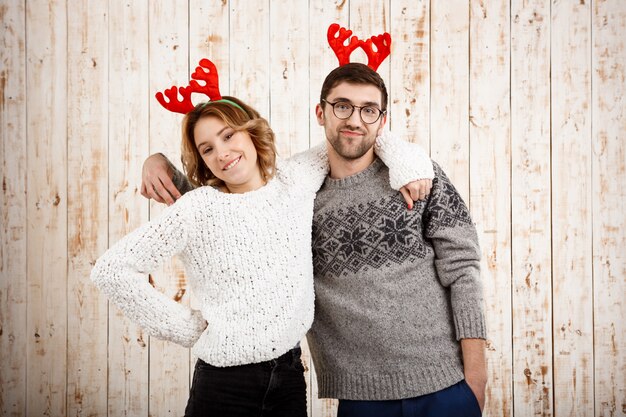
[360,32,391,71]
[189,58,223,101]
[327,23,361,66]
[327,23,392,71]
[155,58,223,114]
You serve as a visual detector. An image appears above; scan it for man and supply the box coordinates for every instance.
[142,63,486,417]
[306,63,486,417]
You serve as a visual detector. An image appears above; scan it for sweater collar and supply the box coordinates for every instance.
[323,157,384,189]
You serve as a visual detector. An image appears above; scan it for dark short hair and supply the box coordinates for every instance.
[319,63,388,111]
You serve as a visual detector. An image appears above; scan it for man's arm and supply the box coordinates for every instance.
[141,153,195,205]
[461,338,487,412]
[423,162,487,410]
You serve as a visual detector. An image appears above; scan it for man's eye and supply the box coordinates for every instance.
[363,107,377,115]
[336,103,351,111]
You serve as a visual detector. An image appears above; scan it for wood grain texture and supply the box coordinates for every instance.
[108,1,150,414]
[469,1,512,416]
[0,0,27,415]
[229,0,270,116]
[308,0,347,148]
[511,1,553,416]
[592,1,626,416]
[25,1,68,415]
[66,1,109,415]
[148,2,191,415]
[551,1,594,416]
[389,0,430,149]
[430,0,470,201]
[270,0,310,157]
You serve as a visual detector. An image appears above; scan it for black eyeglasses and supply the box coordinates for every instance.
[322,99,386,124]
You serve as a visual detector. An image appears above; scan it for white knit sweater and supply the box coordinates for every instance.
[91,132,433,367]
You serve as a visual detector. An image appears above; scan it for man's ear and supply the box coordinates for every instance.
[315,103,325,126]
[376,113,388,136]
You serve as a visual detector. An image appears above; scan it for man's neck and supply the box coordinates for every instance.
[327,147,376,180]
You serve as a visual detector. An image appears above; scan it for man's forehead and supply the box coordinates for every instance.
[327,82,382,106]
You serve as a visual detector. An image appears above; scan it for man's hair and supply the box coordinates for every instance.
[319,63,388,110]
[181,96,276,188]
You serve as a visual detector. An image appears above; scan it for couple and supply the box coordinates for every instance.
[92,57,486,416]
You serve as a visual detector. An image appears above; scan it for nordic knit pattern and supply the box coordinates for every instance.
[308,158,486,400]
[91,136,432,367]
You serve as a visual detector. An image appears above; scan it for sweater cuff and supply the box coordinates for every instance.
[454,310,487,340]
[175,309,206,348]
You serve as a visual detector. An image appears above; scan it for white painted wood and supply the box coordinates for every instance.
[108,1,150,414]
[25,0,68,415]
[430,0,470,201]
[148,2,191,415]
[229,0,270,116]
[308,0,348,148]
[270,0,310,157]
[551,1,594,416]
[468,1,513,416]
[510,1,554,416]
[592,2,626,416]
[0,0,27,415]
[389,0,430,150]
[66,1,109,415]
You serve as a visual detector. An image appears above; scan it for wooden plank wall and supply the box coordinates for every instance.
[1,1,624,416]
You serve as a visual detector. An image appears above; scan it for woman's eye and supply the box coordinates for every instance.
[202,147,212,154]
[225,133,233,140]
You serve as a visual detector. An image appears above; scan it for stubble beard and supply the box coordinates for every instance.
[326,126,377,160]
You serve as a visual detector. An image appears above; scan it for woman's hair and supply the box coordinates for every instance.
[181,96,277,188]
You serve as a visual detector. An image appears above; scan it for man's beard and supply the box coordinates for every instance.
[326,125,377,160]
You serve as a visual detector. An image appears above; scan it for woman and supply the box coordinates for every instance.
[91,95,431,417]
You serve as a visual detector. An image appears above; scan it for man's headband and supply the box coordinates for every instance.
[327,23,391,71]
[156,24,391,114]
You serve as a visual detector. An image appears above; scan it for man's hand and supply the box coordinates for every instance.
[399,179,433,209]
[141,153,182,205]
[461,338,487,412]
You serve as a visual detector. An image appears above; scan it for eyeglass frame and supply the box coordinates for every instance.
[321,99,387,124]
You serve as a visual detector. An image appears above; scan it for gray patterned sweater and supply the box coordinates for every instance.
[308,158,486,400]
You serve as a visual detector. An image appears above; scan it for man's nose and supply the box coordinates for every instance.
[346,108,363,126]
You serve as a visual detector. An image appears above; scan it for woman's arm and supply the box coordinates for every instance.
[91,200,206,347]
[374,128,434,190]
[278,144,329,193]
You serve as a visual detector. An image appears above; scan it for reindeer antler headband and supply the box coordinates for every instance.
[155,58,243,114]
[327,23,391,70]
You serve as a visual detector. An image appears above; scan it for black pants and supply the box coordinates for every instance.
[184,347,307,417]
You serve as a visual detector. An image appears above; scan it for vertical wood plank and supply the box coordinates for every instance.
[229,0,270,116]
[308,3,348,414]
[551,1,594,416]
[148,1,191,415]
[592,1,626,416]
[309,0,348,148]
[25,0,68,415]
[269,0,310,156]
[389,0,430,150]
[0,0,27,415]
[108,0,150,414]
[468,1,512,416]
[66,1,109,415]
[430,0,470,200]
[188,0,230,382]
[349,0,391,85]
[511,1,553,415]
